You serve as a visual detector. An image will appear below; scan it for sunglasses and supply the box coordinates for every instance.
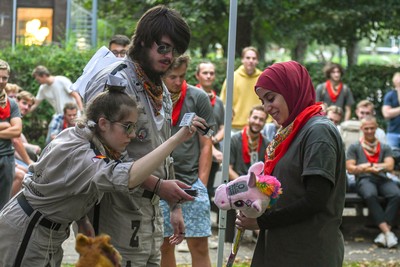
[111,121,136,135]
[155,42,180,57]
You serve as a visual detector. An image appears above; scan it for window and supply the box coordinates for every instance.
[17,8,53,45]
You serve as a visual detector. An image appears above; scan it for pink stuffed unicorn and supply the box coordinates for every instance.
[214,161,282,218]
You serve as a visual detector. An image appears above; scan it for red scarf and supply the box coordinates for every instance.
[195,84,216,107]
[172,80,187,126]
[326,80,343,103]
[0,99,11,120]
[264,104,322,174]
[241,126,262,164]
[360,137,380,163]
[63,117,68,130]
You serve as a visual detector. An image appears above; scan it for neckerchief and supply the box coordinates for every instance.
[0,99,10,120]
[133,61,163,116]
[63,117,68,130]
[242,125,262,164]
[196,84,216,107]
[326,80,343,103]
[360,137,380,163]
[264,103,322,174]
[171,80,187,126]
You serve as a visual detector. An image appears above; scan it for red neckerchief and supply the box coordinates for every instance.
[196,84,216,107]
[172,80,187,126]
[62,117,68,130]
[360,137,381,163]
[264,103,322,174]
[326,80,343,103]
[0,99,11,120]
[242,126,262,164]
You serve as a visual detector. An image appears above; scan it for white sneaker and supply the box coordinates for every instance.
[208,240,218,249]
[374,233,386,247]
[385,231,398,248]
[176,240,190,252]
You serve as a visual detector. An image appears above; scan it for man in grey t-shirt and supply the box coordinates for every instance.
[0,59,22,209]
[160,55,215,267]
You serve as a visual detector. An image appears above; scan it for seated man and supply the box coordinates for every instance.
[326,105,343,128]
[340,99,386,151]
[12,90,38,196]
[46,102,78,144]
[14,91,39,163]
[346,116,400,248]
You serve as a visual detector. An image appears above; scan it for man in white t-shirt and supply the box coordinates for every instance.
[30,65,83,115]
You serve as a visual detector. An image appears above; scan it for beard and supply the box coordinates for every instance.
[136,47,165,85]
[248,124,261,135]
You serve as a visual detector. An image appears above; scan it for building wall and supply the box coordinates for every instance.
[0,0,67,48]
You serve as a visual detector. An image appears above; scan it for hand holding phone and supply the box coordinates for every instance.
[184,189,198,197]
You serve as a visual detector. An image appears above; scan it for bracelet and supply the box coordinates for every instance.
[370,162,373,167]
[170,203,182,211]
[153,178,162,195]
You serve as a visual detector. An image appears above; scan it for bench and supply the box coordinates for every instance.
[343,192,400,226]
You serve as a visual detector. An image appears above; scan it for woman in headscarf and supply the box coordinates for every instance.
[236,61,346,267]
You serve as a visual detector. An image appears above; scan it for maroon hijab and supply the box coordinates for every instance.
[255,61,316,127]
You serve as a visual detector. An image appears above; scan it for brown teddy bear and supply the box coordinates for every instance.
[75,233,122,267]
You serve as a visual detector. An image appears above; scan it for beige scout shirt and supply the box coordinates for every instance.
[23,125,132,224]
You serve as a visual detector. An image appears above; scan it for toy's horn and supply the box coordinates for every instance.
[248,172,257,187]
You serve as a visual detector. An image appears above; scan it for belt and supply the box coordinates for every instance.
[142,190,154,199]
[17,194,64,231]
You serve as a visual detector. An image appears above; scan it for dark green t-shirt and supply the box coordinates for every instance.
[253,116,346,267]
[171,85,216,185]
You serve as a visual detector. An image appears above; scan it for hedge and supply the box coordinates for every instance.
[1,45,399,148]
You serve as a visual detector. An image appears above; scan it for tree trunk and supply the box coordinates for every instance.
[291,39,308,64]
[346,40,359,67]
[235,3,253,57]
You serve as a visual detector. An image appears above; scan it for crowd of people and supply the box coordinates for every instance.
[1,4,400,267]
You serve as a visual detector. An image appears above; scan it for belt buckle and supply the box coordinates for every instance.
[151,194,160,205]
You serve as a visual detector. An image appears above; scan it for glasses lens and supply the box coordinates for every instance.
[112,50,126,56]
[157,44,171,55]
[125,123,135,135]
[156,43,180,57]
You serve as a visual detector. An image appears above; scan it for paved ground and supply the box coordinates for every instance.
[62,209,400,266]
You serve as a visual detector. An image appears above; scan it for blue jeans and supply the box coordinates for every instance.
[386,132,400,149]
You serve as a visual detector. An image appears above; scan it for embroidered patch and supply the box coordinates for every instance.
[227,181,248,196]
[92,155,106,162]
[137,128,148,141]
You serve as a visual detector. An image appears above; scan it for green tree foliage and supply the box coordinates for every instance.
[80,1,400,66]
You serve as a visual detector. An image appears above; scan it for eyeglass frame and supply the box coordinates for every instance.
[109,120,136,135]
[111,50,127,57]
[155,41,180,57]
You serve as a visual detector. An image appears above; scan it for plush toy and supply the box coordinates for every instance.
[214,161,282,219]
[214,161,282,267]
[75,233,122,267]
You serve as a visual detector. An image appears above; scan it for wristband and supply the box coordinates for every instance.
[153,178,162,195]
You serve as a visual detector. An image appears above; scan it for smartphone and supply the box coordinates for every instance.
[184,189,198,197]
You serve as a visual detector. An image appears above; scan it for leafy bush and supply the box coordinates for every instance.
[305,62,400,129]
[0,45,94,147]
[1,45,399,148]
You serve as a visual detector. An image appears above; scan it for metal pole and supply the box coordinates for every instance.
[91,0,97,48]
[11,0,17,52]
[66,0,71,45]
[216,0,237,266]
